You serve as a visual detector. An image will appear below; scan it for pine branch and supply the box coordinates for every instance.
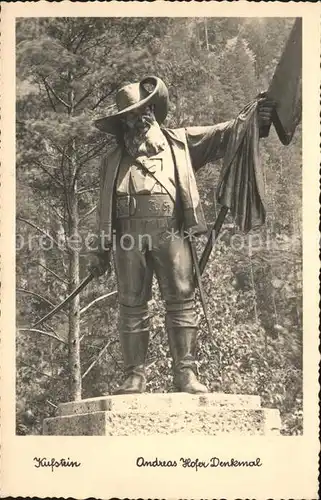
[32,186,67,223]
[78,144,101,162]
[35,160,64,188]
[16,216,61,248]
[130,23,148,46]
[44,78,71,109]
[72,30,88,53]
[74,88,94,109]
[49,204,67,224]
[78,143,100,161]
[78,141,107,166]
[46,400,58,408]
[75,67,91,80]
[16,288,56,308]
[83,143,108,164]
[45,323,59,334]
[80,290,117,316]
[79,205,97,223]
[37,261,68,285]
[42,78,56,112]
[80,38,108,56]
[78,185,99,195]
[18,328,67,345]
[92,88,115,111]
[81,339,118,379]
[71,141,106,187]
[54,144,73,164]
[26,128,69,167]
[36,160,60,171]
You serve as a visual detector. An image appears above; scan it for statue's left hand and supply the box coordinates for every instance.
[257,92,276,129]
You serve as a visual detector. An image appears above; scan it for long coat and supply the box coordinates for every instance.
[97,121,233,248]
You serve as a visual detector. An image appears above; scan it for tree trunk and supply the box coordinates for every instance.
[68,181,82,400]
[67,75,82,401]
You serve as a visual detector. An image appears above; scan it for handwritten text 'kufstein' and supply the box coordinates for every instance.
[33,457,81,472]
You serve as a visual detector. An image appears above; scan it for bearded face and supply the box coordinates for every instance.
[121,105,166,158]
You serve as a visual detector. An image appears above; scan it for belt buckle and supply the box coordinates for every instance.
[148,198,160,215]
[162,200,172,216]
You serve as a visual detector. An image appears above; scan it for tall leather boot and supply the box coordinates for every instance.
[167,327,208,394]
[113,331,149,395]
[113,304,149,395]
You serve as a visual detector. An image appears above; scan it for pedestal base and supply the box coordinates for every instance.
[43,393,281,436]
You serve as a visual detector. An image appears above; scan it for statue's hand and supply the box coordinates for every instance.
[257,92,276,129]
[88,249,111,278]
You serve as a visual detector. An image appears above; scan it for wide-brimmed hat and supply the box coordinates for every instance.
[94,76,169,135]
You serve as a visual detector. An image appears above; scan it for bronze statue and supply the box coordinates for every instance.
[89,76,275,395]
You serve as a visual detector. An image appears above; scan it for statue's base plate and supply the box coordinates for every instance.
[43,392,281,436]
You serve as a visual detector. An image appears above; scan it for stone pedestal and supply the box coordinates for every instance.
[43,393,281,436]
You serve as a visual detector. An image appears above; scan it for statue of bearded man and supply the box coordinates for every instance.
[90,76,274,396]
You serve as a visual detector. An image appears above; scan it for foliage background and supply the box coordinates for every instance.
[16,17,302,436]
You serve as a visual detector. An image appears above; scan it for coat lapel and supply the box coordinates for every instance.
[98,146,122,243]
[163,128,207,235]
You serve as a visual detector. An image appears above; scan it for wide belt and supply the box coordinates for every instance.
[115,194,175,219]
